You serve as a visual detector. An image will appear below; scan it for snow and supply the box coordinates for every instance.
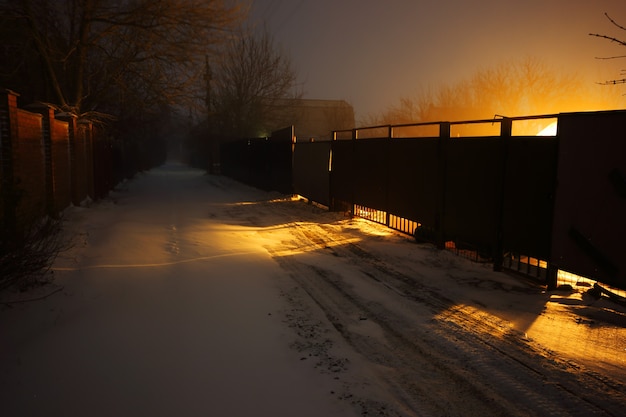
[1,162,625,416]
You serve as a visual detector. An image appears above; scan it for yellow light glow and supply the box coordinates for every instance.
[536,121,557,136]
[434,303,515,338]
[270,236,362,257]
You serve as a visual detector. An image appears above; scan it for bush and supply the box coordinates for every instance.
[0,216,67,291]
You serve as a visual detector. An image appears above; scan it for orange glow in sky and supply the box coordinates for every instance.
[250,0,626,121]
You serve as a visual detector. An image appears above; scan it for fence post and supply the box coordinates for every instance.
[0,89,20,240]
[436,122,450,250]
[329,130,336,210]
[494,118,512,272]
[385,125,392,227]
[350,128,357,217]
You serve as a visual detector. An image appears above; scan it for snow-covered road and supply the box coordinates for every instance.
[1,163,625,416]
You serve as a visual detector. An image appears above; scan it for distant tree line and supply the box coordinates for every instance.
[366,12,626,128]
[365,56,623,130]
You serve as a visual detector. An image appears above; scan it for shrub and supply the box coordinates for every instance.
[0,216,67,291]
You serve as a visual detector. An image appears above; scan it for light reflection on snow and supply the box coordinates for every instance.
[215,196,302,207]
[52,250,260,271]
[269,236,362,258]
[434,303,515,340]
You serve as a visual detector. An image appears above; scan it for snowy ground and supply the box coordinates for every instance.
[1,163,625,417]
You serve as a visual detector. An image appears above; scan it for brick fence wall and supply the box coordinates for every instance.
[0,89,95,235]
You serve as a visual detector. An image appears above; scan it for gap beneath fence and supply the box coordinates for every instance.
[352,203,626,301]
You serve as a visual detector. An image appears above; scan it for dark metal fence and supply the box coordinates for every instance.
[220,126,293,194]
[550,111,626,293]
[293,141,331,207]
[219,111,626,293]
[326,117,559,283]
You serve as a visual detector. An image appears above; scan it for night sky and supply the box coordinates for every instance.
[249,0,626,121]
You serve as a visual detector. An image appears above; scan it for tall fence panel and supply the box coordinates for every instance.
[249,139,272,190]
[292,141,331,206]
[501,137,558,260]
[266,126,294,195]
[550,111,626,290]
[443,137,501,252]
[387,137,440,229]
[219,127,294,194]
[353,138,388,211]
[220,139,248,184]
[329,139,354,211]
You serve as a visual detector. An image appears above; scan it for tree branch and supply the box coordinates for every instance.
[589,33,626,47]
[605,12,626,32]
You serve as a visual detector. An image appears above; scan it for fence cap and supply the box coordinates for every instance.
[56,112,78,120]
[24,101,59,110]
[2,88,20,97]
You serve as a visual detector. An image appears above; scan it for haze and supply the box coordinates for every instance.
[250,0,626,121]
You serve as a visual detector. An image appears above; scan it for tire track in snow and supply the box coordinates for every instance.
[296,222,626,417]
[262,220,513,415]
[226,198,625,416]
[312,221,626,410]
[268,242,514,417]
[248,209,622,416]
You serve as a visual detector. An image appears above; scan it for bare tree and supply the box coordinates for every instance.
[590,13,626,85]
[366,95,433,126]
[0,0,245,119]
[370,57,589,127]
[211,26,300,138]
[467,57,583,117]
[0,216,68,292]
